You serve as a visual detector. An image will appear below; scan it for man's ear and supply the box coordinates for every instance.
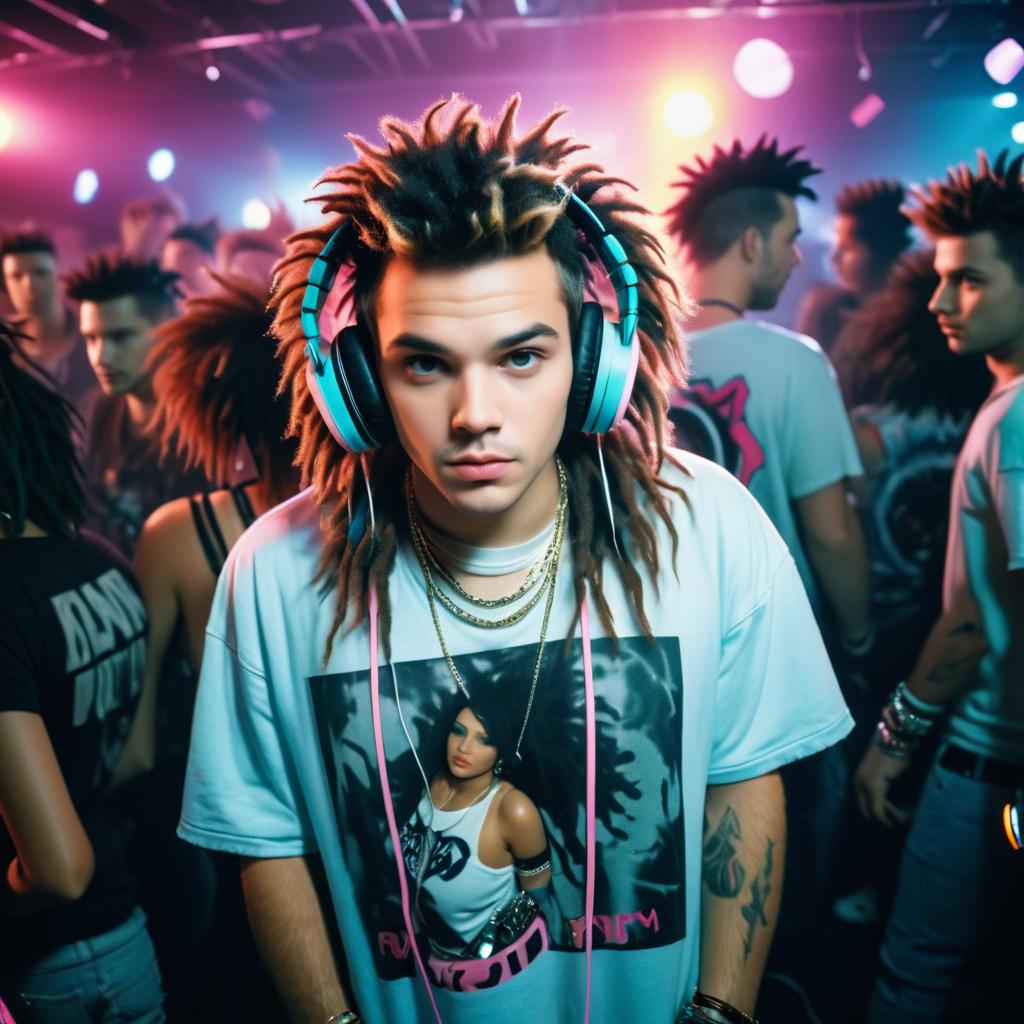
[738,225,764,265]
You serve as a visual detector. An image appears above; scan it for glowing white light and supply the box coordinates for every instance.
[205,64,221,82]
[733,38,794,99]
[1012,121,1024,144]
[993,91,1019,109]
[242,198,272,230]
[985,38,1024,85]
[664,90,714,140]
[73,169,99,204]
[0,110,12,150]
[148,147,175,182]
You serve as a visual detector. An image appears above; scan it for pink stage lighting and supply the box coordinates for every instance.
[850,93,885,129]
[0,110,12,151]
[733,38,794,99]
[664,90,714,139]
[984,38,1024,85]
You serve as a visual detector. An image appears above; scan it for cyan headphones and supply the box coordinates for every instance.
[301,184,641,454]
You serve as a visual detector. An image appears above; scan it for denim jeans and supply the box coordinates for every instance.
[0,907,165,1023]
[867,748,1022,1023]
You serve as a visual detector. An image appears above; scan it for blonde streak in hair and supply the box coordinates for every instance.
[482,181,506,235]
[493,94,521,152]
[513,107,570,156]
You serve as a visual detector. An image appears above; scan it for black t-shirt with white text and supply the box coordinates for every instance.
[0,536,146,959]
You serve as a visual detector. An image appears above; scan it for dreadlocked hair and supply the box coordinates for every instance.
[148,273,299,508]
[832,249,991,419]
[906,149,1024,280]
[665,134,821,267]
[270,94,689,663]
[0,318,84,537]
[836,179,913,272]
[64,250,181,320]
[167,217,220,255]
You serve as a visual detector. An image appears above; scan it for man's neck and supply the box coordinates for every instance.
[124,391,155,430]
[19,307,72,359]
[685,265,749,332]
[986,336,1024,389]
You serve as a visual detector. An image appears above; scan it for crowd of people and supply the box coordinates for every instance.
[0,96,1020,1024]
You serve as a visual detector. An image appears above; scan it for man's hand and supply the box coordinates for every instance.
[854,743,910,827]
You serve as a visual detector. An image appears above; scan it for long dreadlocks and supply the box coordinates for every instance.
[270,95,689,660]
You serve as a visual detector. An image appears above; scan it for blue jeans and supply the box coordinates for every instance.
[0,907,165,1023]
[867,750,1021,1023]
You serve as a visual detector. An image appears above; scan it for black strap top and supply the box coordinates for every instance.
[188,486,257,576]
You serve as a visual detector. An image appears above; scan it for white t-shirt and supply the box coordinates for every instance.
[671,320,864,611]
[179,452,852,1024]
[943,375,1024,762]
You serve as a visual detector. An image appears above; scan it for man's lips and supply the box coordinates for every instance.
[452,756,470,768]
[446,456,514,481]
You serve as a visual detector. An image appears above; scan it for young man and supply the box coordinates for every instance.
[0,230,99,424]
[796,180,914,356]
[63,252,206,555]
[120,195,185,263]
[179,97,852,1024]
[664,137,872,651]
[855,150,1024,1022]
[160,218,220,301]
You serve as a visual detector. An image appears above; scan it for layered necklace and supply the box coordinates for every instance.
[405,458,567,772]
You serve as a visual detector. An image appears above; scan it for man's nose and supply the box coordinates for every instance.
[450,366,503,436]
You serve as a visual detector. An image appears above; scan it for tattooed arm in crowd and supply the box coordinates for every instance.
[698,772,786,1016]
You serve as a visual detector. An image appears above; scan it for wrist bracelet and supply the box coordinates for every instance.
[325,1012,361,1024]
[894,680,943,718]
[676,989,758,1024]
[841,624,876,657]
[875,719,916,757]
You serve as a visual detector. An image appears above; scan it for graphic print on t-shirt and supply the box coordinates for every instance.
[309,636,685,984]
[670,376,765,487]
[49,567,147,786]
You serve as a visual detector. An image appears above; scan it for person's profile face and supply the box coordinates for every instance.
[375,247,574,522]
[2,251,59,317]
[161,239,214,300]
[446,707,499,781]
[929,232,1024,359]
[80,294,160,397]
[830,214,874,293]
[749,194,802,311]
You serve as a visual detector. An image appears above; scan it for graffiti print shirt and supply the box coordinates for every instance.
[179,453,852,1023]
[671,321,863,613]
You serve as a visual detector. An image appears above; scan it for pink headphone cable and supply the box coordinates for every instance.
[367,582,598,1023]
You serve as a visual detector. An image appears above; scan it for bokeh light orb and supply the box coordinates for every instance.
[205,64,221,82]
[74,169,99,204]
[993,91,1019,109]
[148,147,175,182]
[733,38,794,99]
[1012,121,1024,145]
[985,38,1024,86]
[0,110,13,150]
[664,90,714,139]
[242,198,272,230]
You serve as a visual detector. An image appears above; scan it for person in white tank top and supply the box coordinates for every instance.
[401,706,551,957]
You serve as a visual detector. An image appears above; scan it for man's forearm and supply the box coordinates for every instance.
[699,772,786,1016]
[905,604,987,708]
[805,519,872,642]
[241,854,350,1024]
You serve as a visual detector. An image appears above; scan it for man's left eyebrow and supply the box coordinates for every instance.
[492,323,559,351]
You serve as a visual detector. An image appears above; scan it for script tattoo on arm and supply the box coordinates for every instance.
[741,839,775,961]
[702,806,746,899]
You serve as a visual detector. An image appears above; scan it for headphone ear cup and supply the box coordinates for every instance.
[565,302,606,435]
[333,324,396,448]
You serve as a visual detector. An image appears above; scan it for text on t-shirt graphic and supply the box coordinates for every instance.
[309,635,686,985]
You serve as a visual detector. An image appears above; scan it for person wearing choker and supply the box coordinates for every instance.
[177,97,851,1024]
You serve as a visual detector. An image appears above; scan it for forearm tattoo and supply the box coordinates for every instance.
[702,806,746,899]
[740,839,775,962]
[927,621,984,689]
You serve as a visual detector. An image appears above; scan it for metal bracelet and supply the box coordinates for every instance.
[875,719,916,758]
[325,1012,362,1024]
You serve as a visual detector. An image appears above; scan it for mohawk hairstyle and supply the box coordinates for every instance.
[832,249,991,419]
[271,94,688,661]
[64,250,180,320]
[167,217,220,255]
[0,229,57,261]
[0,319,84,537]
[148,273,298,507]
[905,149,1024,280]
[665,135,821,267]
[836,178,913,271]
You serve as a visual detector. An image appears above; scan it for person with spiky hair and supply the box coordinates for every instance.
[855,150,1024,1022]
[120,194,185,263]
[796,179,915,358]
[178,97,851,1024]
[161,217,220,300]
[664,136,872,646]
[0,320,164,1022]
[64,251,207,555]
[0,229,99,424]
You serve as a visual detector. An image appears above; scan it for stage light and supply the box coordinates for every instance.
[985,38,1024,85]
[993,92,1018,109]
[1012,121,1024,144]
[73,169,99,205]
[733,38,793,99]
[205,63,221,82]
[148,148,175,182]
[0,110,12,151]
[664,90,713,140]
[514,0,528,14]
[449,0,464,22]
[242,198,272,230]
[850,93,885,129]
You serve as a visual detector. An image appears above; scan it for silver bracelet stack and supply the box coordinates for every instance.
[874,681,943,757]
